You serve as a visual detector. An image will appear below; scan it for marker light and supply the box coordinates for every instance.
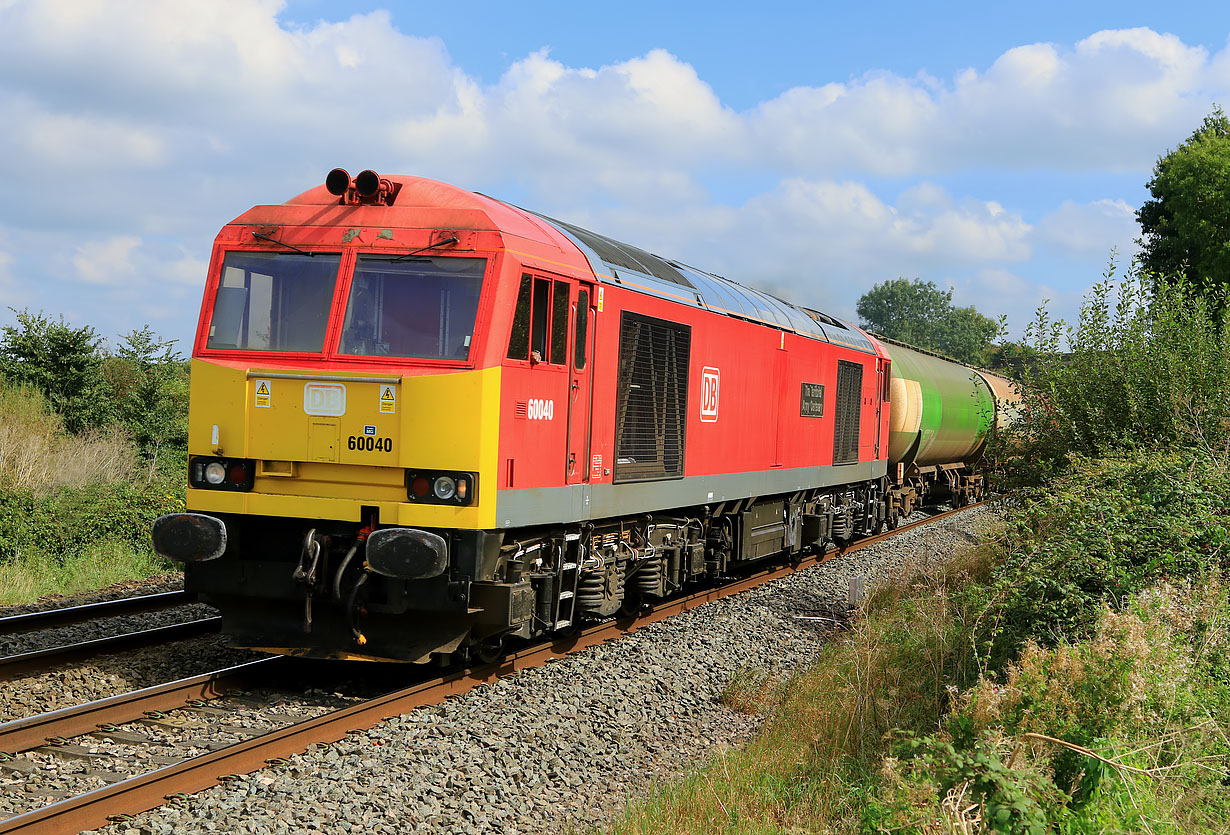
[405,470,475,504]
[227,463,248,484]
[432,476,457,500]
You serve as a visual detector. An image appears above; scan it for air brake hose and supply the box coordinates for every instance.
[333,526,372,601]
[348,570,371,645]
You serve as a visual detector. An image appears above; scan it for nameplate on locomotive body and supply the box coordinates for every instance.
[800,382,824,418]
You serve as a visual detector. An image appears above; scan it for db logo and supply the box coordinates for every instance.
[304,383,346,416]
[700,367,720,422]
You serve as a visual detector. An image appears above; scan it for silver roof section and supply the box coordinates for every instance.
[516,206,877,355]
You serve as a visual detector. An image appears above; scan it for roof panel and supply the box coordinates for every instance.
[494,196,877,354]
[525,211,695,288]
[681,269,752,318]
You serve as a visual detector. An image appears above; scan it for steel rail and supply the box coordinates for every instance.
[0,658,284,756]
[0,591,197,638]
[0,501,985,835]
[0,618,222,682]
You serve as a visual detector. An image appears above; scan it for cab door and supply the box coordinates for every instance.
[566,282,595,484]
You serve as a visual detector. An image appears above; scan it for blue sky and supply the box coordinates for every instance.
[1,1,1228,350]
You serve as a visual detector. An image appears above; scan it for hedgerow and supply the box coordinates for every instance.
[0,313,187,602]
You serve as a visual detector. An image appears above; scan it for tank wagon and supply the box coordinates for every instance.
[152,170,1014,664]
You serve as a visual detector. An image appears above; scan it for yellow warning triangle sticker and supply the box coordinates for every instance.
[256,382,269,396]
[380,386,395,401]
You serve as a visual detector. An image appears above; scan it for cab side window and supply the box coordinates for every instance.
[574,289,589,370]
[507,275,532,360]
[551,281,569,364]
[506,274,570,365]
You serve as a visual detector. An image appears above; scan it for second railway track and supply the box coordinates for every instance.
[0,502,988,835]
[0,590,224,683]
[0,592,198,638]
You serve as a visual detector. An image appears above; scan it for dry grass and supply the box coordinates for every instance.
[0,380,137,491]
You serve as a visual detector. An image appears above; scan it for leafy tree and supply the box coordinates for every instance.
[0,308,109,433]
[856,277,1002,365]
[0,313,188,464]
[101,326,188,464]
[1137,106,1230,300]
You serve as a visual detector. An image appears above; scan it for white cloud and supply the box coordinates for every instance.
[0,4,1222,343]
[752,28,1223,175]
[72,235,140,285]
[576,179,1035,319]
[0,7,1225,213]
[1034,199,1140,257]
[69,236,205,303]
[0,250,18,299]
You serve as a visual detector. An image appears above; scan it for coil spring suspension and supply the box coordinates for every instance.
[576,561,624,615]
[631,556,664,595]
[576,570,607,614]
[832,509,853,542]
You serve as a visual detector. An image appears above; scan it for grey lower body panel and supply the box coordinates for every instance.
[494,460,888,528]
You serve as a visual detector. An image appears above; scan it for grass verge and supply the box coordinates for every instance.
[0,540,173,606]
[613,454,1230,834]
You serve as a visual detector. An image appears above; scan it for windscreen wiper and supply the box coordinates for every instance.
[391,236,459,262]
[251,231,314,256]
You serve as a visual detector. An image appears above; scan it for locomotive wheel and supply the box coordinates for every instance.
[619,593,646,619]
[472,635,506,665]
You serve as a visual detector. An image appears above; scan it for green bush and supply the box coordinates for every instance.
[1009,263,1230,476]
[874,579,1230,834]
[0,479,183,564]
[0,311,188,467]
[977,453,1230,668]
[0,369,185,602]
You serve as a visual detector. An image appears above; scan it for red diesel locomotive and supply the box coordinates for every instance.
[152,170,993,664]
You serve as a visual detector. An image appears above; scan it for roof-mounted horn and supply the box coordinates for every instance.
[324,168,401,206]
[325,168,351,196]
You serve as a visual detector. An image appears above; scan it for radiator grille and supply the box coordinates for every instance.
[614,312,691,481]
[833,360,863,465]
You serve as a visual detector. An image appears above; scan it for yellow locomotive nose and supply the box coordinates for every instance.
[185,358,499,528]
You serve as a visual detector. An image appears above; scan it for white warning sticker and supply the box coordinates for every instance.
[379,384,396,414]
[254,379,272,408]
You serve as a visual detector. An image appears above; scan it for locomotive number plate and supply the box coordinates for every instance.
[347,435,393,452]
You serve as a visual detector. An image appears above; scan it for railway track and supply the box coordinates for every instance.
[0,501,982,835]
[0,620,221,683]
[0,591,197,637]
[0,589,220,682]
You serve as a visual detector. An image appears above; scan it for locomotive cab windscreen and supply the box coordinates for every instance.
[203,250,487,362]
[338,255,484,360]
[207,251,341,352]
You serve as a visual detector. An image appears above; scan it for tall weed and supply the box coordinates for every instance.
[878,582,1230,834]
[1010,262,1230,476]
